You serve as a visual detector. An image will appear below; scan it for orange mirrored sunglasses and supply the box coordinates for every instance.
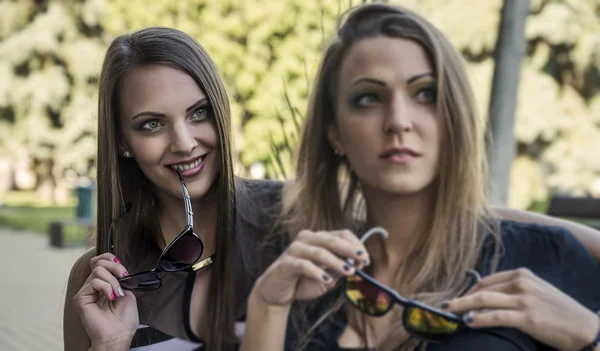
[344,227,481,343]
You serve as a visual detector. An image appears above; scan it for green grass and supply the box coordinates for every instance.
[0,191,92,244]
[2,190,77,207]
[0,205,75,233]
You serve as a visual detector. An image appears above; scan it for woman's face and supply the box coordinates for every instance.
[329,36,441,197]
[118,64,221,201]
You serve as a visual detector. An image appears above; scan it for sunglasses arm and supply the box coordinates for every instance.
[360,227,389,244]
[177,171,194,228]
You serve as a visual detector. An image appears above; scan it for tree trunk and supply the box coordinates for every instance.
[487,0,529,205]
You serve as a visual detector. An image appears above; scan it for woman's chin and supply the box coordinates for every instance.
[365,179,436,198]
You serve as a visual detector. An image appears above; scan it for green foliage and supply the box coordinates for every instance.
[0,0,599,211]
[455,0,600,208]
[100,0,360,178]
[0,0,105,203]
[0,189,76,234]
[0,205,75,234]
[1,189,76,207]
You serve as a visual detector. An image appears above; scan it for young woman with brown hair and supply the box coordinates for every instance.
[242,4,600,351]
[62,17,599,351]
[63,27,283,351]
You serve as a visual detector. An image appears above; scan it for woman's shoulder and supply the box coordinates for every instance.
[495,219,597,269]
[495,219,600,310]
[234,178,287,234]
[68,246,96,283]
[233,178,288,277]
[497,219,593,260]
[65,247,99,304]
[236,177,284,197]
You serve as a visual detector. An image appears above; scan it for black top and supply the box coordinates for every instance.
[285,220,600,351]
[128,178,284,350]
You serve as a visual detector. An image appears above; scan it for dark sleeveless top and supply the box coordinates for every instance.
[129,178,285,350]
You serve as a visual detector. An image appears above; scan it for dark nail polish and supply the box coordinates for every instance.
[322,274,330,281]
[440,301,449,310]
[356,250,364,256]
[343,265,351,271]
[463,311,474,324]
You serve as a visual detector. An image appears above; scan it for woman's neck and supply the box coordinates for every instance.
[156,185,217,258]
[362,185,434,270]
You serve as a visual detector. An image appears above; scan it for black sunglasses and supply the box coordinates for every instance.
[344,227,480,343]
[108,171,205,291]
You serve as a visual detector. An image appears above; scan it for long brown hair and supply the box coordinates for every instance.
[282,4,500,350]
[95,27,237,351]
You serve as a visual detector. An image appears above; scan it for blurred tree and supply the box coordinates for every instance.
[0,0,598,210]
[0,0,105,203]
[487,0,529,206]
[102,0,360,178]
[412,0,600,209]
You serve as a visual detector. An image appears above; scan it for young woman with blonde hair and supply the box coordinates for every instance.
[242,4,600,350]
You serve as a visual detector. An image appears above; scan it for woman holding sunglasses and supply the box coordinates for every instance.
[63,27,284,351]
[63,15,600,351]
[242,3,600,351]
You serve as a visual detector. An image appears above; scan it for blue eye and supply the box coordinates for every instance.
[415,87,437,103]
[139,119,163,131]
[192,107,210,121]
[351,93,381,107]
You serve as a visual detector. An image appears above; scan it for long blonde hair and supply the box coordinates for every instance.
[282,4,500,350]
[95,27,237,351]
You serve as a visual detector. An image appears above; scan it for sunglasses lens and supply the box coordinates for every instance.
[345,274,393,316]
[119,272,162,292]
[403,305,460,342]
[159,231,203,272]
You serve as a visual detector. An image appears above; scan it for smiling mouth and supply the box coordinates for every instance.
[167,155,206,171]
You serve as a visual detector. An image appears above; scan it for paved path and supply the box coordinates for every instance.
[0,228,85,351]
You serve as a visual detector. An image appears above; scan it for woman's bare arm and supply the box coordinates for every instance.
[64,248,95,351]
[493,206,600,262]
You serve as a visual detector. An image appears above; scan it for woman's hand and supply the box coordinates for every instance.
[253,229,370,307]
[444,268,600,350]
[73,253,139,350]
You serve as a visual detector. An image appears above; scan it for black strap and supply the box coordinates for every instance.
[183,271,204,343]
[130,326,173,347]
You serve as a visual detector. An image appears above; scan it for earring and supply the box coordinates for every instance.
[334,148,344,156]
[123,151,131,158]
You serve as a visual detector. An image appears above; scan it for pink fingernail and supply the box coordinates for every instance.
[110,292,116,300]
[122,271,129,277]
[114,257,121,264]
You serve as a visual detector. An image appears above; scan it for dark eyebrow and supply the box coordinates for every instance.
[407,72,434,84]
[129,97,209,121]
[130,111,165,121]
[351,73,434,88]
[185,97,208,113]
[351,78,386,87]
